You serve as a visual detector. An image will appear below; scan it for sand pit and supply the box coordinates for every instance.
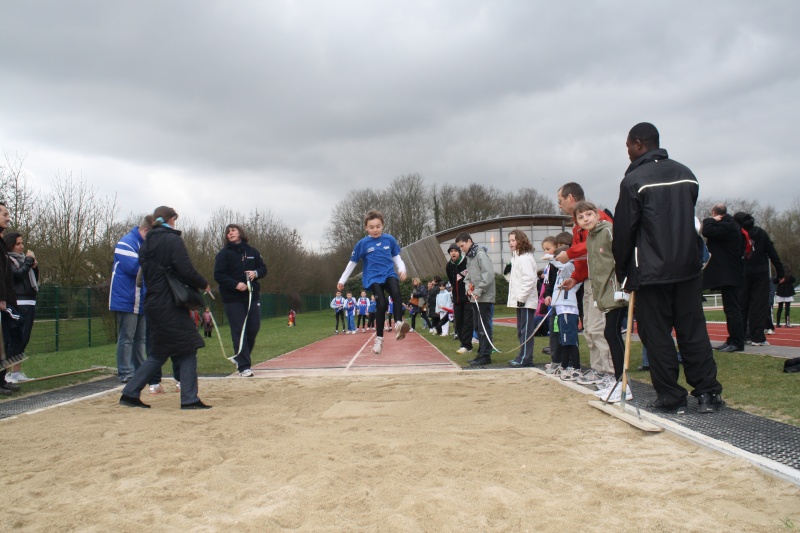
[3,371,799,532]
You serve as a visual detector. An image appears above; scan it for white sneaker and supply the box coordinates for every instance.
[240,369,254,377]
[395,321,411,340]
[765,329,775,335]
[559,367,581,381]
[429,329,436,334]
[594,379,618,397]
[599,385,632,403]
[372,337,384,355]
[596,374,617,391]
[545,363,562,375]
[576,369,604,385]
[5,373,19,383]
[456,347,468,354]
[409,328,415,332]
[175,381,181,392]
[149,384,164,394]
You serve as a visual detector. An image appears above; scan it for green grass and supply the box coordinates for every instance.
[6,309,800,428]
[422,316,800,427]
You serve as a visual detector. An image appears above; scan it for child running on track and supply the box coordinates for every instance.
[575,201,631,403]
[338,209,409,354]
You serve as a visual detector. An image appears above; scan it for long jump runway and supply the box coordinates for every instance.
[251,331,461,376]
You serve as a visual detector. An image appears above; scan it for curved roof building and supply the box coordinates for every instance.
[400,214,572,279]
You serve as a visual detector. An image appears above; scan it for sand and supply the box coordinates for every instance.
[2,371,799,532]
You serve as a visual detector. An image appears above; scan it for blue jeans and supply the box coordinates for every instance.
[122,352,199,406]
[116,312,147,381]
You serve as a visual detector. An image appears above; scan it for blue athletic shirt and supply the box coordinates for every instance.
[350,233,401,288]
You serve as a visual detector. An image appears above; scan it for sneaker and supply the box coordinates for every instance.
[149,384,165,394]
[119,395,150,408]
[600,386,632,403]
[596,374,617,391]
[456,347,469,354]
[362,328,366,333]
[176,381,181,392]
[181,400,212,410]
[9,371,33,383]
[751,340,770,346]
[239,369,254,377]
[429,329,436,334]
[334,330,339,335]
[646,398,687,415]
[697,393,724,413]
[472,338,479,344]
[559,367,580,381]
[545,363,562,375]
[542,347,551,355]
[386,327,392,332]
[0,387,12,396]
[409,328,415,332]
[469,357,492,366]
[765,329,775,335]
[372,337,384,355]
[2,381,21,391]
[395,321,411,340]
[576,369,604,385]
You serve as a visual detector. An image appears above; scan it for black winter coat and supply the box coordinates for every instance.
[214,241,268,303]
[0,245,16,308]
[140,225,208,357]
[733,213,785,278]
[613,148,705,290]
[701,214,744,290]
[446,255,469,305]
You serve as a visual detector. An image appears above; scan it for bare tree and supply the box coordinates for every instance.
[0,153,38,239]
[323,188,386,253]
[384,173,431,246]
[33,173,119,286]
[501,187,557,216]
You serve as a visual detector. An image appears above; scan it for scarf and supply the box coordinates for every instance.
[466,243,479,259]
[9,252,38,292]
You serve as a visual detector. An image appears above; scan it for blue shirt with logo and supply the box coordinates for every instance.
[350,233,401,288]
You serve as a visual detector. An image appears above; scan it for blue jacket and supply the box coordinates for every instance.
[109,227,145,313]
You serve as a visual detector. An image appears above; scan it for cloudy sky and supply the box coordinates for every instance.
[2,1,798,249]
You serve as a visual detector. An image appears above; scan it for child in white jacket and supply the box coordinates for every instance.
[435,281,453,336]
[504,230,539,367]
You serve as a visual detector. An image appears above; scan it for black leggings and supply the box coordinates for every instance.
[777,302,792,324]
[604,306,627,380]
[370,278,404,338]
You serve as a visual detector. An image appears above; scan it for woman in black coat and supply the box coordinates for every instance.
[120,206,212,410]
[213,224,267,377]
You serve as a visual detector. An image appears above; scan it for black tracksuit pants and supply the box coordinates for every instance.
[635,275,722,406]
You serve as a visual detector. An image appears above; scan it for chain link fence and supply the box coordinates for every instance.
[25,287,335,355]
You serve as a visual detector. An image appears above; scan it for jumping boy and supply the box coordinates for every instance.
[337,209,409,354]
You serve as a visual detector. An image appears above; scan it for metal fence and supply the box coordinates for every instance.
[24,287,335,355]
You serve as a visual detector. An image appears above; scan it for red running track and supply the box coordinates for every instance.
[495,317,800,348]
[252,330,459,372]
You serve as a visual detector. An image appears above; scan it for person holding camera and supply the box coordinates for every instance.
[4,232,38,383]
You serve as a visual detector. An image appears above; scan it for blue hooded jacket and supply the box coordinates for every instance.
[109,227,145,313]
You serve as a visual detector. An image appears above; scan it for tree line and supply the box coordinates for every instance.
[2,155,797,299]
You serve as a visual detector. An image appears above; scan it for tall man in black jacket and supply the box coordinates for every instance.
[702,203,746,352]
[613,123,723,414]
